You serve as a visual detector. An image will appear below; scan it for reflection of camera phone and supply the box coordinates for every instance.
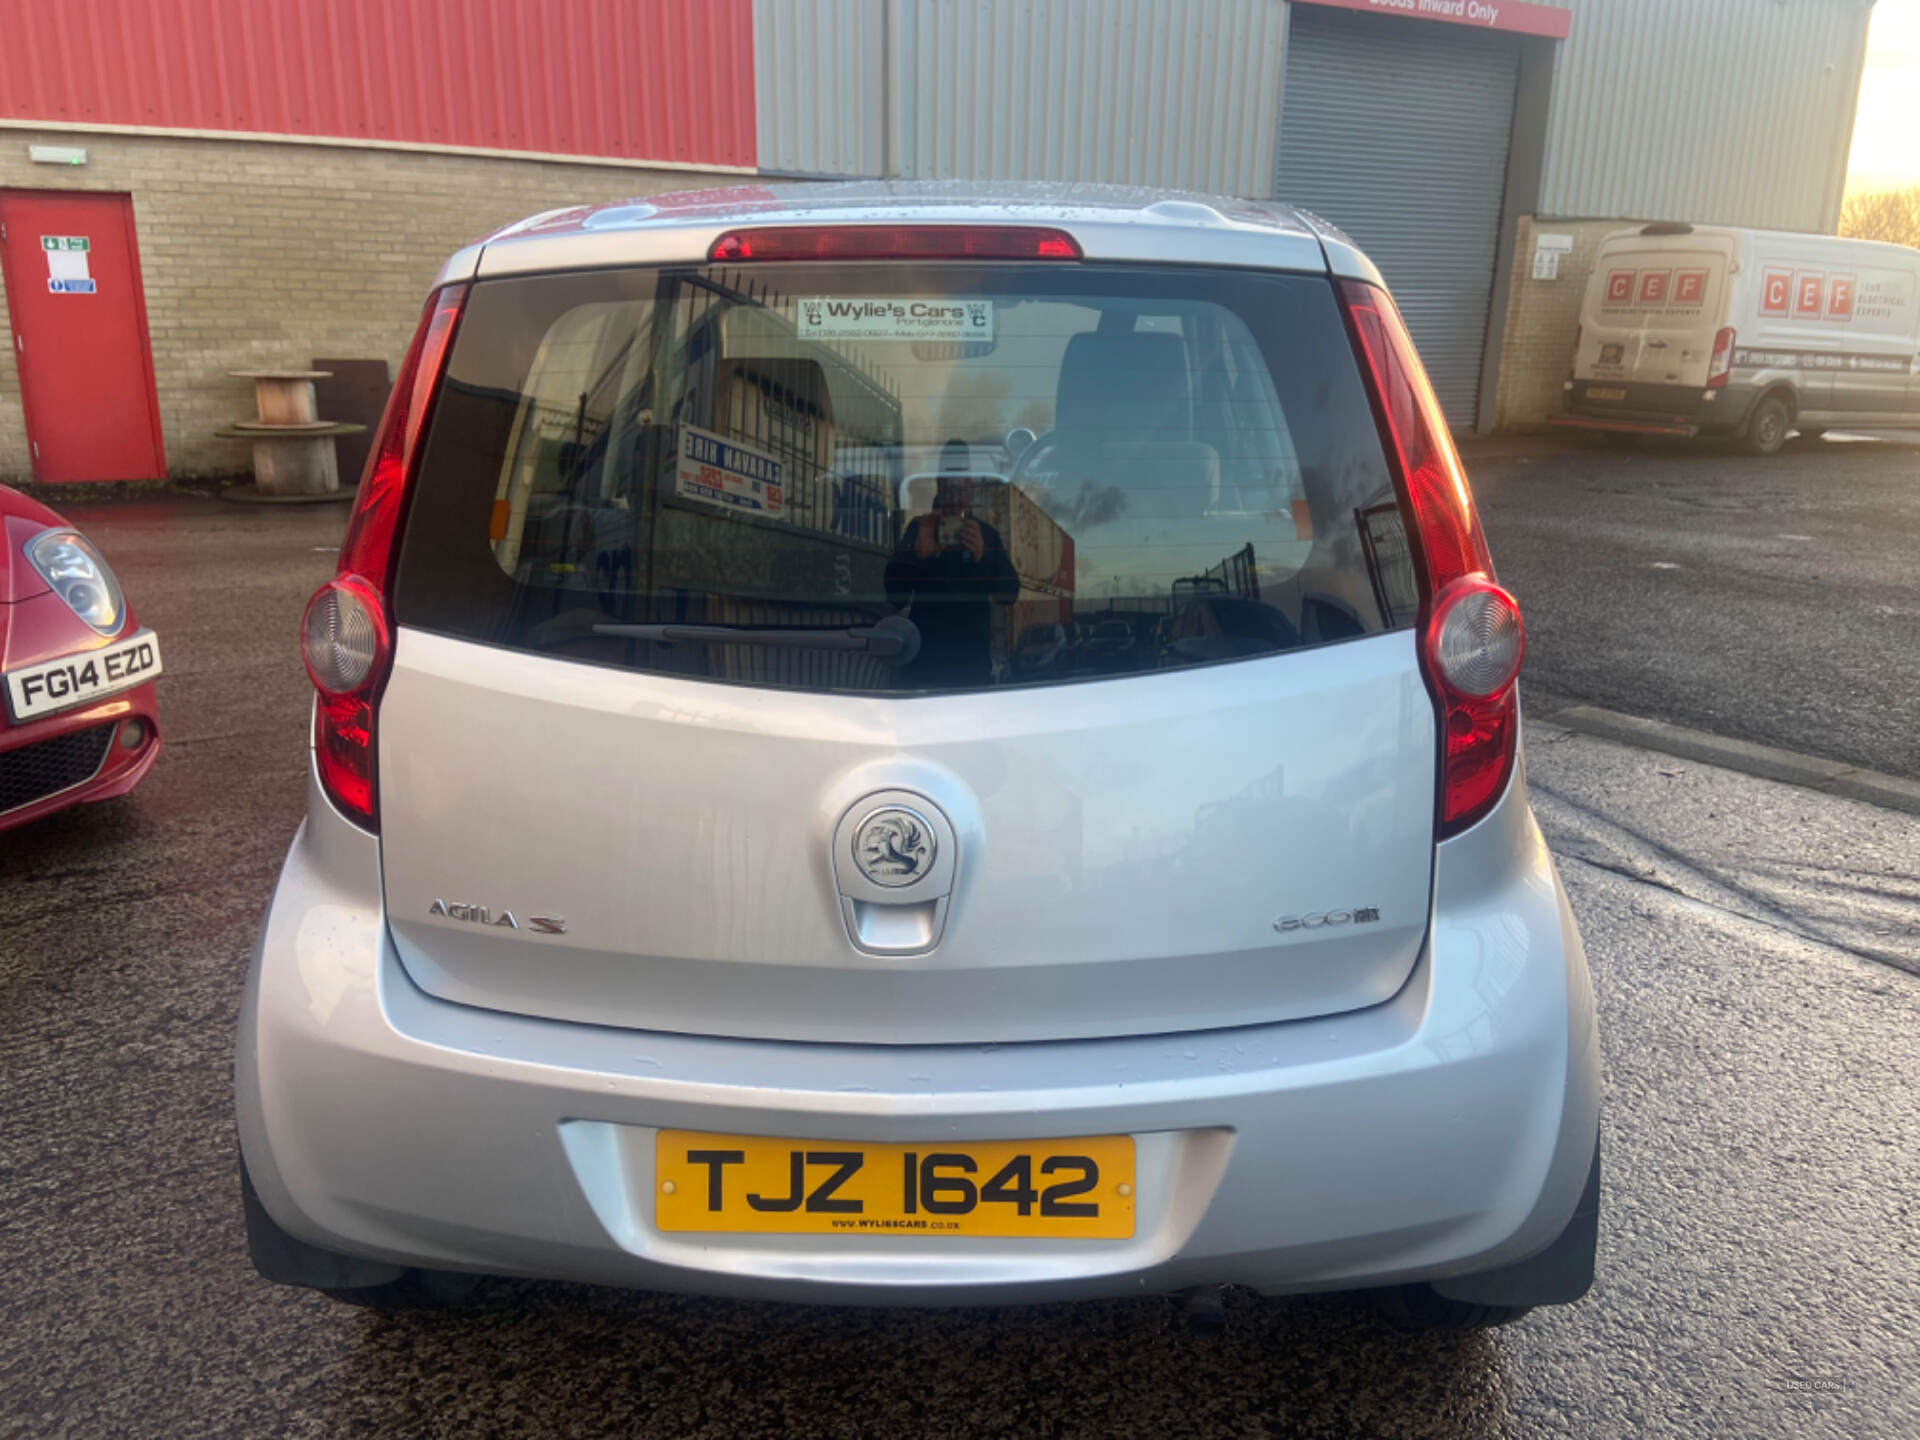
[936,513,967,550]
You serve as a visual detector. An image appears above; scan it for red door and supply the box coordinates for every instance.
[0,191,166,482]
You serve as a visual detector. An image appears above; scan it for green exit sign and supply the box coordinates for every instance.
[41,236,90,252]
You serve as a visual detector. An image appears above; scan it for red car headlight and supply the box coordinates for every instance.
[27,529,125,636]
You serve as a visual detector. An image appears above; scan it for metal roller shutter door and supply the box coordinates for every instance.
[1274,8,1521,427]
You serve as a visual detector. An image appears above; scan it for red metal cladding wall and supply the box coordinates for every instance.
[0,0,757,170]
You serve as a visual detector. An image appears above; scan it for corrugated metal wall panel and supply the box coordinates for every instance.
[1540,0,1870,231]
[0,0,759,169]
[1275,7,1521,424]
[754,0,886,175]
[889,0,1285,194]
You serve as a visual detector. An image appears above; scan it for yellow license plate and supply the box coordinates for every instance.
[1586,386,1628,401]
[655,1130,1136,1238]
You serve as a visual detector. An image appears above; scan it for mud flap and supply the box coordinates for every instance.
[241,1153,405,1290]
[1432,1135,1600,1308]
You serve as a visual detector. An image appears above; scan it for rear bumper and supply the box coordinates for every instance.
[1557,377,1765,436]
[237,764,1600,1305]
[1550,414,1699,438]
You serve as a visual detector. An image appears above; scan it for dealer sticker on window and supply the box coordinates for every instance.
[797,298,994,342]
[673,424,786,519]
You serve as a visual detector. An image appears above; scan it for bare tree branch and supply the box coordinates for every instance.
[1838,186,1920,248]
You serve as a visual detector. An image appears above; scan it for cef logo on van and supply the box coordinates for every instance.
[1603,268,1695,311]
[1761,268,1855,323]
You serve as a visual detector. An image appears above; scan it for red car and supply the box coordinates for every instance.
[1,484,161,832]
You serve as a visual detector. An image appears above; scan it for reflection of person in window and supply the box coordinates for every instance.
[885,473,1019,687]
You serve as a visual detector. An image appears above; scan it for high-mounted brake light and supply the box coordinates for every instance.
[305,283,466,829]
[1706,326,1735,388]
[1340,279,1518,837]
[708,225,1082,263]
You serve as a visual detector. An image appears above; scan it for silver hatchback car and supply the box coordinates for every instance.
[238,183,1599,1329]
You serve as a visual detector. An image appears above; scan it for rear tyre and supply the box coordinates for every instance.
[1371,1286,1532,1332]
[321,1269,488,1311]
[1744,395,1792,455]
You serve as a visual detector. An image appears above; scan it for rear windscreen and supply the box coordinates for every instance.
[396,262,1415,695]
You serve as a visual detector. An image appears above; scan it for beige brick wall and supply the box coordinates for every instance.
[0,130,738,480]
[1491,215,1636,432]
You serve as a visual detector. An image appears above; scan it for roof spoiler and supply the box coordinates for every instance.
[1639,223,1695,236]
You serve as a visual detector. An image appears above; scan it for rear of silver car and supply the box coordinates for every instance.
[237,187,1598,1324]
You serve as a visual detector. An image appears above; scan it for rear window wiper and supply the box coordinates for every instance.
[593,613,920,663]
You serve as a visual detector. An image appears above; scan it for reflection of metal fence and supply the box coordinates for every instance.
[1198,542,1260,601]
[717,356,839,531]
[1358,502,1419,628]
[678,271,901,544]
[830,473,892,546]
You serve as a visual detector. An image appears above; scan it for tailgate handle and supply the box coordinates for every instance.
[844,897,947,955]
[831,790,960,957]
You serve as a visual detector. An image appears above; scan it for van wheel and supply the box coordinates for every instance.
[1744,396,1792,455]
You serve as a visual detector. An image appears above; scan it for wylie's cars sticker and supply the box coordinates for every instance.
[4,630,161,721]
[798,298,994,341]
[673,424,785,519]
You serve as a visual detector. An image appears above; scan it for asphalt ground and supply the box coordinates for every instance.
[1471,432,1920,781]
[2,462,1917,1439]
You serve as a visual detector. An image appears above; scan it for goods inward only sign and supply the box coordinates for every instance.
[1289,0,1572,39]
[42,236,95,294]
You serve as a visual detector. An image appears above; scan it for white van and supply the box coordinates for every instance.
[1555,223,1920,453]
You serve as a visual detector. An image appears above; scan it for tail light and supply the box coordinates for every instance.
[708,225,1082,262]
[1707,326,1735,388]
[303,284,466,828]
[1425,578,1526,829]
[1571,323,1582,370]
[1340,279,1519,836]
